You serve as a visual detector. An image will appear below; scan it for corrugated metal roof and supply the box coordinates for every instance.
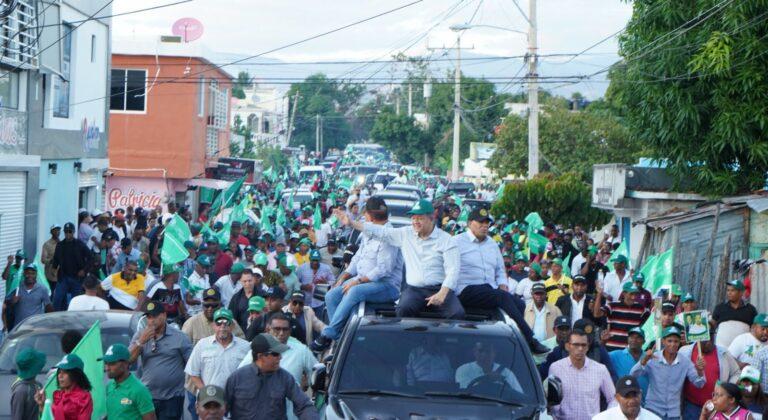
[634,203,747,230]
[747,197,768,213]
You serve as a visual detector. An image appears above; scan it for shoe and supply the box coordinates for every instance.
[311,335,332,352]
[529,339,550,355]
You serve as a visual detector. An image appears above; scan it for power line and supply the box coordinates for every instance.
[30,0,193,29]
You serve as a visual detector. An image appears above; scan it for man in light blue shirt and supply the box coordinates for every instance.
[609,327,649,403]
[112,237,141,274]
[335,199,465,320]
[295,250,335,311]
[312,197,403,351]
[454,208,548,353]
[630,326,706,419]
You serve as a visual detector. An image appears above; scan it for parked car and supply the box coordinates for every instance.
[311,304,558,419]
[446,182,475,196]
[462,199,492,212]
[0,310,142,419]
[385,183,423,197]
[373,190,420,202]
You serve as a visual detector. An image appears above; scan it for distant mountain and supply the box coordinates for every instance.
[209,50,616,100]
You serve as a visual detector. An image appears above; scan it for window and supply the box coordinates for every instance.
[0,72,20,109]
[90,35,96,63]
[110,69,147,112]
[197,77,204,116]
[206,127,217,157]
[53,23,73,118]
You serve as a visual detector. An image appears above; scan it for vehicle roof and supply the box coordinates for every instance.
[383,199,416,208]
[387,184,420,191]
[356,316,517,337]
[299,166,325,171]
[374,191,419,199]
[447,182,475,187]
[11,310,139,334]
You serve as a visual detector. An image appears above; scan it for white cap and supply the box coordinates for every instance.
[91,208,103,217]
[249,267,263,277]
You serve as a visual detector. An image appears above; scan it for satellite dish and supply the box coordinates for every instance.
[172,17,204,43]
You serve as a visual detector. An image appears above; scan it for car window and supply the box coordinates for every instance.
[337,329,539,405]
[0,328,134,374]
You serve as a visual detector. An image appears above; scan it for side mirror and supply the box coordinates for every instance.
[311,363,327,393]
[544,375,563,406]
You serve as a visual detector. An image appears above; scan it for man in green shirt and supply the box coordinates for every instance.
[101,343,156,420]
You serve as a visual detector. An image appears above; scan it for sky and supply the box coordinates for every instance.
[112,0,635,98]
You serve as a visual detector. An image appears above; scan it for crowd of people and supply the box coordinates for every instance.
[3,153,767,420]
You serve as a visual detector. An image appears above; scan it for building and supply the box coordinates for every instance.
[108,35,234,214]
[462,142,496,180]
[230,84,288,148]
[0,0,111,266]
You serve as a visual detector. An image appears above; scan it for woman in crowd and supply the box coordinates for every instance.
[35,354,93,420]
[700,382,753,420]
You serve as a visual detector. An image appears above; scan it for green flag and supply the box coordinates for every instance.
[313,203,322,230]
[40,399,54,420]
[640,315,658,343]
[496,183,506,200]
[6,256,50,297]
[562,252,572,277]
[261,211,274,235]
[457,206,469,223]
[275,205,286,227]
[338,178,353,191]
[273,182,285,202]
[640,255,659,280]
[160,214,191,266]
[606,241,630,272]
[287,191,295,212]
[528,231,549,254]
[210,176,246,217]
[452,195,463,207]
[524,212,544,234]
[644,247,674,296]
[44,321,106,420]
[5,262,23,298]
[214,221,231,247]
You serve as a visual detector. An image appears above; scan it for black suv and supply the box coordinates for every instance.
[311,304,559,419]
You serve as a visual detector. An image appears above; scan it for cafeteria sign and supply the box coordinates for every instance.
[681,310,710,343]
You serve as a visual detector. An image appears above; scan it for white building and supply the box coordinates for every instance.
[463,142,496,179]
[230,84,289,148]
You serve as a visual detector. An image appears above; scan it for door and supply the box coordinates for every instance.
[0,172,26,274]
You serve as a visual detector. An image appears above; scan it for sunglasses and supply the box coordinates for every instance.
[264,351,281,357]
[203,303,220,309]
[215,319,232,326]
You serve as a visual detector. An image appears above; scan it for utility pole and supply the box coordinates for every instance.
[286,91,299,146]
[395,91,401,115]
[451,34,462,180]
[407,83,413,117]
[527,0,539,178]
[315,114,320,156]
[319,116,324,157]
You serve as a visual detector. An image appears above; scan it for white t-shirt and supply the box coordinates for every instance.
[67,295,110,311]
[592,406,661,420]
[728,332,765,365]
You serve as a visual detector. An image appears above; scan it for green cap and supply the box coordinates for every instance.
[230,262,245,274]
[681,292,696,303]
[183,240,196,249]
[661,326,682,339]
[669,283,683,296]
[628,327,645,340]
[162,264,181,276]
[727,279,746,291]
[530,262,542,276]
[197,384,226,406]
[99,344,131,363]
[588,245,598,256]
[309,249,321,261]
[632,272,645,283]
[407,199,434,216]
[15,348,45,380]
[740,365,761,384]
[754,313,768,327]
[248,296,266,312]
[213,308,234,322]
[196,255,212,267]
[298,238,313,247]
[55,354,84,371]
[15,249,25,258]
[244,245,256,253]
[254,253,269,266]
[622,282,639,294]
[613,254,628,265]
[551,258,563,267]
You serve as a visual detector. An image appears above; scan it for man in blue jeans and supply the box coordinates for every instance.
[52,222,91,311]
[312,197,403,351]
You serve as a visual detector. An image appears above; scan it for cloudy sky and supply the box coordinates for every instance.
[112,0,634,97]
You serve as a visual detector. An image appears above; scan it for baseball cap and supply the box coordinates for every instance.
[613,255,629,265]
[201,288,221,301]
[681,292,696,303]
[754,313,768,327]
[298,238,313,247]
[15,249,25,258]
[726,279,746,291]
[622,282,639,294]
[407,199,434,216]
[572,275,587,284]
[661,301,676,313]
[161,263,181,276]
[141,300,165,316]
[627,327,645,340]
[661,326,682,338]
[254,253,269,266]
[530,262,542,276]
[551,258,563,267]
[197,385,226,407]
[632,272,645,283]
[289,292,305,303]
[55,354,84,371]
[588,245,598,256]
[266,287,286,300]
[531,283,547,294]
[183,240,196,250]
[23,263,37,271]
[230,263,245,274]
[15,348,45,380]
[244,245,256,253]
[249,267,264,277]
[615,375,641,397]
[554,316,570,328]
[290,232,300,240]
[196,255,212,267]
[50,224,61,232]
[120,237,133,248]
[248,296,266,312]
[573,318,595,335]
[213,308,234,322]
[740,365,761,384]
[309,249,321,261]
[99,344,131,363]
[468,208,491,223]
[63,222,76,231]
[250,333,290,355]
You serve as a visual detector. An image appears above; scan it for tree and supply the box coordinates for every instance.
[369,111,433,164]
[488,99,639,180]
[232,114,254,157]
[607,0,768,196]
[491,172,611,229]
[232,71,251,100]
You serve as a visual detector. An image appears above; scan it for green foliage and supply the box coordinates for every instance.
[229,141,241,157]
[608,0,768,195]
[491,173,611,229]
[255,144,288,170]
[287,73,365,152]
[369,111,433,164]
[232,115,254,158]
[232,71,251,100]
[487,100,639,180]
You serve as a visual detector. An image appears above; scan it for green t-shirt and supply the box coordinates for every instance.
[106,373,155,419]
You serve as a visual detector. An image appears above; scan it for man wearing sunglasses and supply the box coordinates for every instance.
[225,333,318,420]
[186,308,249,399]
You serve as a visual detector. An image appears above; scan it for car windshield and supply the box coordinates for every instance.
[0,327,134,374]
[337,328,539,406]
[388,205,411,218]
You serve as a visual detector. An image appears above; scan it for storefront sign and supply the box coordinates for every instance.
[82,118,101,152]
[106,177,167,211]
[206,157,257,183]
[0,108,27,154]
